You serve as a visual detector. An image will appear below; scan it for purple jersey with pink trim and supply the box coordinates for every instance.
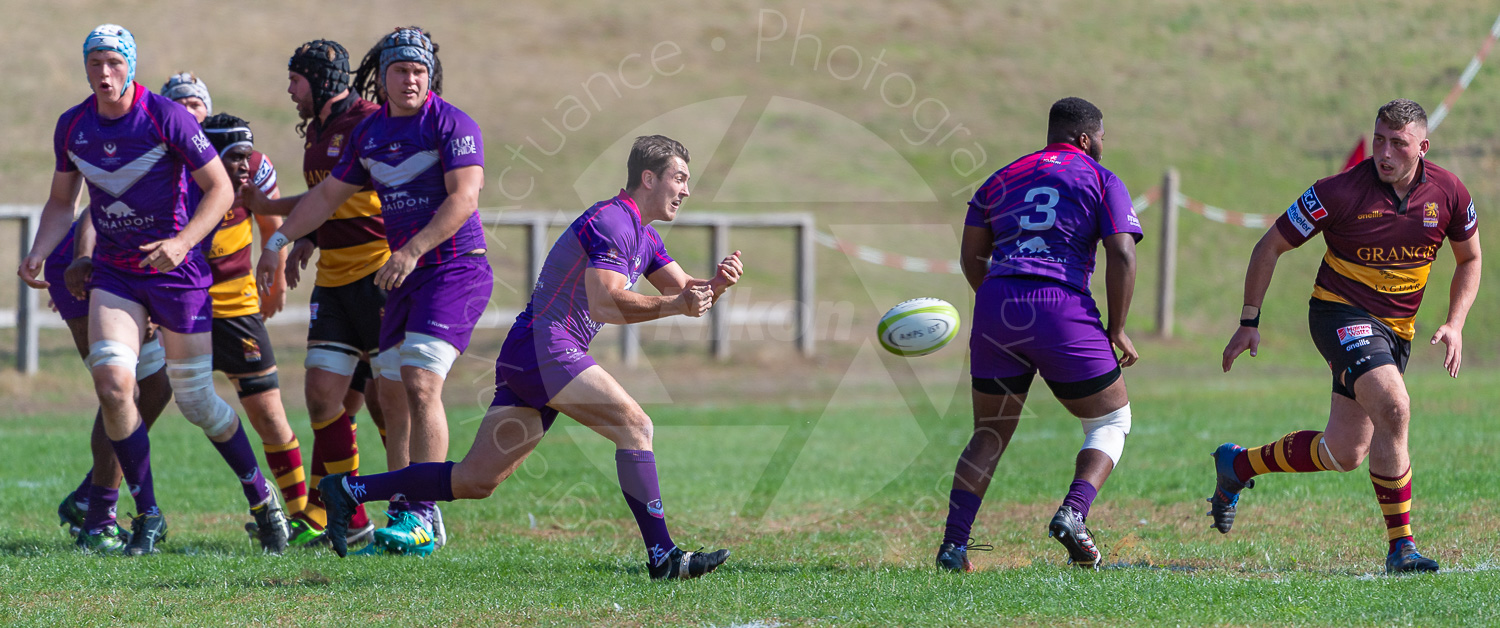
[515,191,675,345]
[965,143,1143,294]
[330,93,484,267]
[54,84,218,274]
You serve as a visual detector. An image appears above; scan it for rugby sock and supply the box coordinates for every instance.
[263,438,307,515]
[108,424,158,515]
[1371,467,1415,552]
[73,472,93,509]
[1233,430,1329,481]
[943,489,983,547]
[615,450,676,564]
[1061,480,1099,520]
[343,462,454,504]
[307,412,364,528]
[81,484,119,534]
[211,423,273,507]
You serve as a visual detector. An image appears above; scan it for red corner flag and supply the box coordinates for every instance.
[1342,137,1367,172]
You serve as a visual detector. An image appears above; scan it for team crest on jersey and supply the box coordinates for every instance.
[388,142,402,153]
[103,142,117,157]
[242,337,262,362]
[328,133,344,157]
[1300,187,1327,220]
[1336,324,1373,345]
[1423,202,1439,228]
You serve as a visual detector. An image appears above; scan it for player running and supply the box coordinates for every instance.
[1214,99,1479,575]
[317,135,738,579]
[937,97,1142,571]
[18,25,268,556]
[241,39,394,548]
[257,26,489,555]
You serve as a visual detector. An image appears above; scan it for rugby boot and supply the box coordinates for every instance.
[245,500,290,555]
[372,511,436,556]
[1048,506,1102,568]
[285,517,329,548]
[316,474,358,557]
[1385,539,1440,574]
[431,505,447,549]
[648,546,730,580]
[124,512,167,556]
[1207,443,1254,533]
[75,523,129,554]
[936,540,992,572]
[58,491,86,537]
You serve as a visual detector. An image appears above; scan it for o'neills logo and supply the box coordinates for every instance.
[1356,245,1438,262]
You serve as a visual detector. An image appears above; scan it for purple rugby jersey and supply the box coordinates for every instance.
[54,83,218,274]
[516,191,675,347]
[330,93,485,267]
[965,143,1143,294]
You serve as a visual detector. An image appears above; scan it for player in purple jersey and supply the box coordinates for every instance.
[316,135,740,579]
[936,98,1143,571]
[17,25,249,556]
[257,27,489,554]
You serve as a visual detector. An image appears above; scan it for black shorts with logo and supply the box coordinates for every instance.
[212,314,278,376]
[308,273,387,353]
[1307,298,1410,399]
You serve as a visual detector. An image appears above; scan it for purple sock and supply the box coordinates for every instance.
[615,449,676,565]
[211,423,272,507]
[73,472,93,508]
[345,462,455,505]
[1061,479,1099,520]
[943,489,984,546]
[109,424,157,515]
[81,484,120,533]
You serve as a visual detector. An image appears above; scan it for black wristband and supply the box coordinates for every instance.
[1239,314,1260,328]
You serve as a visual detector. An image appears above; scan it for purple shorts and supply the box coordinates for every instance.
[90,257,213,335]
[970,277,1117,385]
[490,324,597,432]
[45,249,88,321]
[379,254,493,353]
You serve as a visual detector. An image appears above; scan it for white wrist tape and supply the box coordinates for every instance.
[264,231,291,253]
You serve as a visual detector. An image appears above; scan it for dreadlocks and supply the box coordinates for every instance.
[352,26,443,105]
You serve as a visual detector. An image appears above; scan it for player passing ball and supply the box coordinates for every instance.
[1214,99,1480,574]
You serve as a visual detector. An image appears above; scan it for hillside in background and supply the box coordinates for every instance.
[4,0,1500,357]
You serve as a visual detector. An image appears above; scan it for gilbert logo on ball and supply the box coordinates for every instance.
[878,297,960,357]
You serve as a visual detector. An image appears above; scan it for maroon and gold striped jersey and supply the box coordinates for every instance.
[207,150,278,318]
[1274,159,1477,339]
[304,97,388,287]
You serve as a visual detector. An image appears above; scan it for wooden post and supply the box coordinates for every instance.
[709,220,730,361]
[1156,168,1180,339]
[17,212,39,374]
[795,217,816,357]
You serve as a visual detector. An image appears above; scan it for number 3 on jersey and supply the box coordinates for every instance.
[1020,187,1058,231]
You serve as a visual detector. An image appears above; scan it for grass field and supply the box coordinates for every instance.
[3,340,1498,626]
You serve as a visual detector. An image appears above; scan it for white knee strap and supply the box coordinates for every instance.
[86,340,137,372]
[305,343,360,377]
[136,337,165,381]
[372,347,403,382]
[400,332,459,379]
[1079,403,1131,465]
[166,355,238,436]
[1320,436,1347,472]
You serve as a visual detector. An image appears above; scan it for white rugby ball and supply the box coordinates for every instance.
[878,297,961,357]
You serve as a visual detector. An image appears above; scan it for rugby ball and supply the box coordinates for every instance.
[878,297,960,357]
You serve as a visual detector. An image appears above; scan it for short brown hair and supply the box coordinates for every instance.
[1376,99,1427,131]
[625,135,689,191]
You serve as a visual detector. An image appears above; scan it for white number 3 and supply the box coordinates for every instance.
[1020,187,1058,231]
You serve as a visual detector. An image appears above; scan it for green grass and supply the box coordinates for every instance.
[3,358,1498,626]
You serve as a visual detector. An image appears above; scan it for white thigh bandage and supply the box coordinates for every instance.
[85,340,137,372]
[166,355,238,436]
[372,347,403,382]
[135,337,165,381]
[400,332,459,378]
[1079,404,1132,465]
[305,344,360,376]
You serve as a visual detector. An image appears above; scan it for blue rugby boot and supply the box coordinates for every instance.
[1207,443,1254,534]
[317,473,359,557]
[123,512,167,556]
[1386,539,1439,574]
[649,546,730,580]
[373,510,436,556]
[936,540,991,572]
[1048,506,1102,568]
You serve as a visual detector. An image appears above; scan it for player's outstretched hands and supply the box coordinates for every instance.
[678,284,714,318]
[138,237,192,272]
[710,250,743,291]
[1222,326,1260,372]
[16,254,47,289]
[65,256,93,300]
[1431,323,1463,378]
[285,239,315,290]
[374,249,418,291]
[255,249,280,295]
[1111,329,1139,367]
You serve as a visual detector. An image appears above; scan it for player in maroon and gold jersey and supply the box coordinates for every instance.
[1216,99,1480,574]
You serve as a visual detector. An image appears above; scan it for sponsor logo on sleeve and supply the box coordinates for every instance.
[450,135,477,157]
[1423,202,1439,228]
[1336,324,1373,345]
[1286,203,1314,236]
[1127,213,1141,228]
[1300,187,1328,220]
[190,132,212,154]
[1465,200,1477,231]
[254,159,274,186]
